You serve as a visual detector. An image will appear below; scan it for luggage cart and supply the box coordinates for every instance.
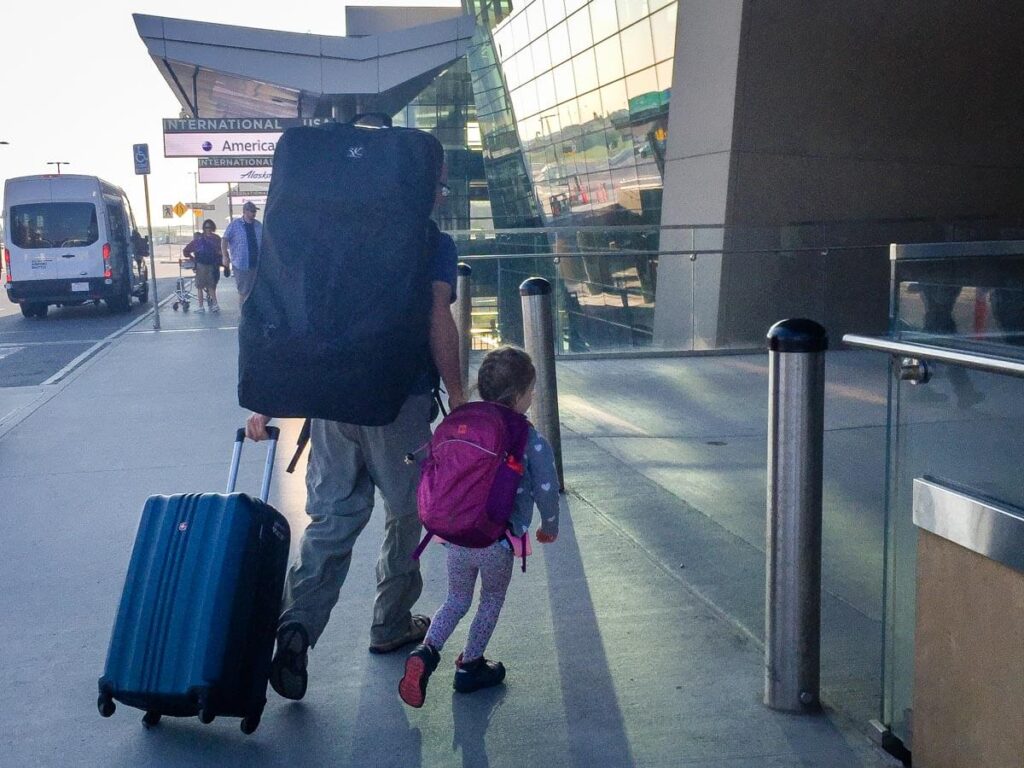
[172,257,195,311]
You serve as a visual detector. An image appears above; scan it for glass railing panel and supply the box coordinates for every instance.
[885,362,1024,746]
[891,245,1024,357]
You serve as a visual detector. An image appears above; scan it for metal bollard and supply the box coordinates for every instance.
[764,318,828,712]
[454,262,472,392]
[519,277,564,489]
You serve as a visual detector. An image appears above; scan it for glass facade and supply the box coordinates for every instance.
[487,0,673,227]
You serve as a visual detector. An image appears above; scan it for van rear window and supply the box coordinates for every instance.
[9,203,98,249]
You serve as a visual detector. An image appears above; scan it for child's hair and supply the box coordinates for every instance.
[476,346,536,408]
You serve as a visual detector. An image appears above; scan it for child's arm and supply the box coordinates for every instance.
[527,432,560,542]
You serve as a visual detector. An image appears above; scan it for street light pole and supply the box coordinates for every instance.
[47,161,70,175]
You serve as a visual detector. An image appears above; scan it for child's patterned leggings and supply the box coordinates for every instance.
[424,540,513,661]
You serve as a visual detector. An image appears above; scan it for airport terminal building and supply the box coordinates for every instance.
[137,2,1023,353]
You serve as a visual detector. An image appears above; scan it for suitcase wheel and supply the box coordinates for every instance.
[142,711,161,729]
[198,708,215,725]
[97,695,115,718]
[240,715,260,735]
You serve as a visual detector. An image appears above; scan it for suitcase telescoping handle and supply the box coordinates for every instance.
[227,426,280,502]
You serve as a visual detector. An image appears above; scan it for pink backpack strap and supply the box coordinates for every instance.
[411,531,433,560]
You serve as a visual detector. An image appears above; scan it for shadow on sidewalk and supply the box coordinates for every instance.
[543,502,635,767]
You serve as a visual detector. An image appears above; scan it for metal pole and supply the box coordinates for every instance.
[454,262,472,392]
[143,175,161,330]
[764,318,827,712]
[520,277,563,489]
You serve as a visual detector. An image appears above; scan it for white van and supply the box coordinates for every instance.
[3,174,149,318]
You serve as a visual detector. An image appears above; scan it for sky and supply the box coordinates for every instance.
[0,0,457,225]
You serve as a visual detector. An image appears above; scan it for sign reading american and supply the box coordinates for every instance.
[163,117,340,159]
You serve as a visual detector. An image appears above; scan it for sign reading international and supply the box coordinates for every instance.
[162,117,338,159]
[197,157,273,183]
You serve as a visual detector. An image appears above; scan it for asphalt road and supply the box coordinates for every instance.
[0,274,179,387]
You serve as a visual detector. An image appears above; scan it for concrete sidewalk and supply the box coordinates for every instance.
[0,285,898,766]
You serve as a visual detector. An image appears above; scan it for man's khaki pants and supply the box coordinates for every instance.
[279,394,432,647]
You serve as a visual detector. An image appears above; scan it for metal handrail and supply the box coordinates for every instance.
[843,334,1024,378]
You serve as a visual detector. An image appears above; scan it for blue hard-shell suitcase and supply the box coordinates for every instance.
[98,428,290,734]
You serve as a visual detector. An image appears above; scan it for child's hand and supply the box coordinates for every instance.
[536,529,557,544]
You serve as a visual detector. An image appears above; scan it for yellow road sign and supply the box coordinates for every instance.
[173,201,188,217]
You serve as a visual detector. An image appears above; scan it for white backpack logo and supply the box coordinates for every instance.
[347,146,365,159]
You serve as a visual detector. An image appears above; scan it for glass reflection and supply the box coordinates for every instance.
[589,0,619,44]
[567,7,594,55]
[620,18,655,74]
[572,49,600,95]
[595,36,625,84]
[548,20,572,65]
[650,4,677,62]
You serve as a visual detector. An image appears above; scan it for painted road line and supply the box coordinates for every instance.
[0,346,25,362]
[42,296,175,386]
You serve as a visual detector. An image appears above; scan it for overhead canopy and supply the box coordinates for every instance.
[133,13,477,119]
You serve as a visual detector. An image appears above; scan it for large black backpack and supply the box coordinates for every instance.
[238,120,444,426]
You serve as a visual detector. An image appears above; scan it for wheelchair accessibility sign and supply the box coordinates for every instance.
[133,144,151,175]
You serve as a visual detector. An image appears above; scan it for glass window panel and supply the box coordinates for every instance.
[656,59,673,91]
[626,66,660,100]
[577,87,603,125]
[651,3,677,62]
[615,0,648,28]
[553,60,577,104]
[649,0,672,12]
[564,0,588,17]
[543,0,566,25]
[411,104,437,128]
[526,0,547,41]
[600,78,629,117]
[531,36,552,74]
[520,113,543,142]
[572,49,599,95]
[504,54,520,90]
[535,71,557,112]
[558,98,582,131]
[567,8,593,56]
[589,0,619,45]
[548,21,572,66]
[620,19,655,75]
[493,26,513,60]
[539,112,561,137]
[512,80,538,118]
[510,14,530,53]
[595,35,625,84]
[518,48,537,82]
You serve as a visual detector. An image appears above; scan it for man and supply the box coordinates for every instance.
[246,168,465,701]
[221,201,262,301]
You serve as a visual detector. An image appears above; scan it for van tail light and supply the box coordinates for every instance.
[3,248,10,284]
[103,243,112,279]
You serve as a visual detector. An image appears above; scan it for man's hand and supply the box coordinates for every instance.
[246,413,271,441]
[536,529,557,544]
[447,390,467,410]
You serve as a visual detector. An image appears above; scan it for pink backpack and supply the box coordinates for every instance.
[412,402,530,562]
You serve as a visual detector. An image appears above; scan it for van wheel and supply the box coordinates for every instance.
[21,303,47,319]
[107,282,132,313]
[138,280,150,304]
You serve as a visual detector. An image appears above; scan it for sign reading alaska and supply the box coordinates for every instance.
[198,157,274,183]
[162,118,338,159]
